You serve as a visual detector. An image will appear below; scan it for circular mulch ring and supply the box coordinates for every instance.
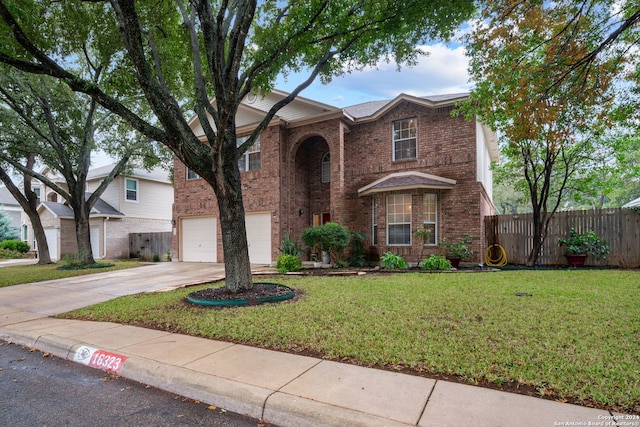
[186,282,296,307]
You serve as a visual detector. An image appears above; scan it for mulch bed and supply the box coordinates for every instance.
[188,283,293,301]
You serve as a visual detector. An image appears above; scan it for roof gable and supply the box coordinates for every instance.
[343,93,469,122]
[189,89,339,137]
[358,171,456,196]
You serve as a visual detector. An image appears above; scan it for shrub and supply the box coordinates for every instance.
[380,251,408,269]
[280,234,302,257]
[301,222,350,263]
[0,248,26,259]
[420,254,452,270]
[0,239,30,253]
[276,254,303,273]
[59,252,91,269]
[439,233,474,260]
[348,231,367,267]
[152,254,161,262]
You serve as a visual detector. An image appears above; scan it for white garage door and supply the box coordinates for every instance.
[246,213,272,264]
[44,228,58,261]
[181,217,217,262]
[90,226,100,259]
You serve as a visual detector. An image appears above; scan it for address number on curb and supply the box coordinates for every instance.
[73,346,127,374]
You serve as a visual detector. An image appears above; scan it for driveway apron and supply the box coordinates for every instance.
[0,262,228,316]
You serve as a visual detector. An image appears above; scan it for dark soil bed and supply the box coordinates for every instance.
[187,282,296,307]
[56,263,115,271]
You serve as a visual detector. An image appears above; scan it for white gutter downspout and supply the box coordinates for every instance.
[103,217,110,259]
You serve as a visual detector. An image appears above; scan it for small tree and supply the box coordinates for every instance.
[0,209,18,242]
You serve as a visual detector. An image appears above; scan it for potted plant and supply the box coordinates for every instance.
[557,228,609,267]
[438,233,474,268]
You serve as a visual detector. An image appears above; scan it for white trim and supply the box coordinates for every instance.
[392,117,417,161]
[386,194,412,246]
[124,178,139,203]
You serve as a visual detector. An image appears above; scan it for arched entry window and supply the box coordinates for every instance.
[321,152,330,183]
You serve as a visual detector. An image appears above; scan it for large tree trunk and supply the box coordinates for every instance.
[27,210,51,264]
[0,158,52,264]
[71,195,95,265]
[208,129,253,293]
[215,181,253,292]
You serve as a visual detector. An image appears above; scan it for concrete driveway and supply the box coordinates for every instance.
[0,262,232,316]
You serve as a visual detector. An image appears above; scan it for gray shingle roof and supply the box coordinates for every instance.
[343,93,470,119]
[40,193,124,218]
[358,171,456,196]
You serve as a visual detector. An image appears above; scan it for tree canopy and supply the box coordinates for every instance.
[461,0,638,265]
[0,0,475,290]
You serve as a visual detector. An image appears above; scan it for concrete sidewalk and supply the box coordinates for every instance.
[0,263,631,426]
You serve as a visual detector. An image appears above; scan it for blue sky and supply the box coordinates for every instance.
[275,42,471,107]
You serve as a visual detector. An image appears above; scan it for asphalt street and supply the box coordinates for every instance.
[0,341,271,427]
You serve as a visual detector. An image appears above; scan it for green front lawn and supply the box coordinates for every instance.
[0,261,141,287]
[60,269,640,413]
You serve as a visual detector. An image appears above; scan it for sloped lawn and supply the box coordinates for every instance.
[60,269,640,413]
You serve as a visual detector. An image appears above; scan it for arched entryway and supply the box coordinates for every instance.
[291,135,331,250]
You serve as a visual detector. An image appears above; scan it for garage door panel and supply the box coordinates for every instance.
[245,213,271,264]
[181,217,217,262]
[44,228,58,261]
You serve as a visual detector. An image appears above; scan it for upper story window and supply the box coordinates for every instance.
[186,167,200,180]
[125,178,138,202]
[237,135,261,172]
[321,152,330,183]
[33,187,41,205]
[393,118,417,161]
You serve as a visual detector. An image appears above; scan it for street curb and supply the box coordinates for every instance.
[1,331,410,427]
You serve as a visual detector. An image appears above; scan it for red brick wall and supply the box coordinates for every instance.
[173,101,493,264]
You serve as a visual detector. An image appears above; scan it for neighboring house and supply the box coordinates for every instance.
[0,186,21,230]
[172,90,498,265]
[623,196,640,208]
[21,165,173,260]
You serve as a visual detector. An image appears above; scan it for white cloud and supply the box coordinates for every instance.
[281,43,472,106]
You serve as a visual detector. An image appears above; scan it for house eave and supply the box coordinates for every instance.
[358,171,457,197]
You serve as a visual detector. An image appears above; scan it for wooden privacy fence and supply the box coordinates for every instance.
[129,232,172,260]
[485,208,640,268]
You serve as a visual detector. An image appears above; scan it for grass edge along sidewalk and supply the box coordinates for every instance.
[59,269,640,414]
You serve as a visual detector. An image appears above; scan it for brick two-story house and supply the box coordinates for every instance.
[172,90,498,265]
